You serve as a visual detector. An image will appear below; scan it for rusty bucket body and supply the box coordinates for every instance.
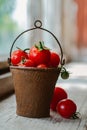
[10,66,61,118]
[8,20,64,118]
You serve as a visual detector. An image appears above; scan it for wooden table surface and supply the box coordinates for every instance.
[0,62,87,130]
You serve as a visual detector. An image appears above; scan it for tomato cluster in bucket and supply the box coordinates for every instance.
[11,41,60,68]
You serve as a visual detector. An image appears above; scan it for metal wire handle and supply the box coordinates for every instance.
[8,20,65,66]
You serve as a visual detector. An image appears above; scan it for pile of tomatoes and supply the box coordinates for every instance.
[50,86,79,119]
[11,41,69,79]
[11,41,60,68]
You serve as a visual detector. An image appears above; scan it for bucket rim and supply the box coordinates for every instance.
[10,65,61,71]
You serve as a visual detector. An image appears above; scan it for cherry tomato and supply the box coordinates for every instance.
[50,52,60,67]
[56,99,77,118]
[29,42,51,66]
[11,49,28,65]
[61,71,69,79]
[23,59,35,67]
[37,64,47,68]
[50,87,67,111]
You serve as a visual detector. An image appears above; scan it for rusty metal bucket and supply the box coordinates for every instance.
[11,67,61,117]
[8,20,65,118]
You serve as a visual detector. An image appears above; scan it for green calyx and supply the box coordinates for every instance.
[35,41,49,51]
[61,67,69,79]
[71,112,81,119]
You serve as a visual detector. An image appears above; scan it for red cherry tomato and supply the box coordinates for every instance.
[29,42,51,66]
[37,64,47,68]
[50,87,67,111]
[56,99,77,118]
[50,52,60,67]
[23,59,35,67]
[11,49,28,65]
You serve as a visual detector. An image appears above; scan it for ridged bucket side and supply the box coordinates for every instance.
[11,67,61,118]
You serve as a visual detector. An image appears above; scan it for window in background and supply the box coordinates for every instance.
[27,0,79,62]
[1,0,86,63]
[0,0,28,61]
[27,0,62,53]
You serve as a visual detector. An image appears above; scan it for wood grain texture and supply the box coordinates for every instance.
[0,63,87,130]
[0,73,14,98]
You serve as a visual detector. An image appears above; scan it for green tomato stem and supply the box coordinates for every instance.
[71,112,81,119]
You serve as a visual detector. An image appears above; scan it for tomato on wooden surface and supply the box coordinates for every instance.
[50,87,68,111]
[56,99,77,119]
[29,41,51,66]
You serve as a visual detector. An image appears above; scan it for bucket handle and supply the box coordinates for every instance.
[8,20,65,66]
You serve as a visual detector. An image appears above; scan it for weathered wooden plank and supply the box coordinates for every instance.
[0,85,87,130]
[0,73,14,99]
